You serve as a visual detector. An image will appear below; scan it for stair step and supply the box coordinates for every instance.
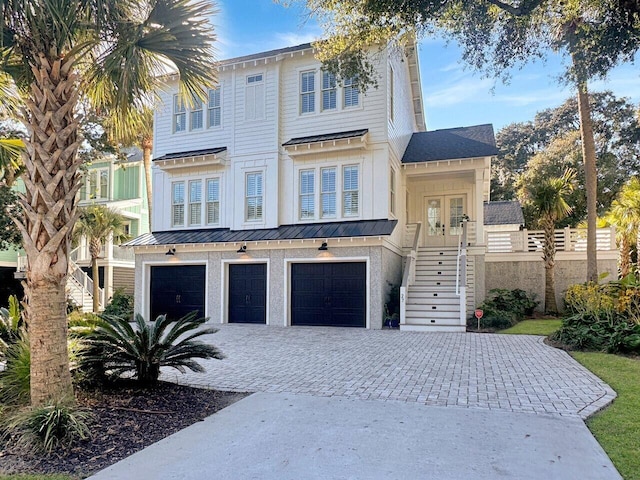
[403,315,462,325]
[406,298,460,307]
[400,324,466,332]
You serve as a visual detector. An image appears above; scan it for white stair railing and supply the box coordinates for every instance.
[68,252,105,310]
[456,220,468,326]
[400,222,422,326]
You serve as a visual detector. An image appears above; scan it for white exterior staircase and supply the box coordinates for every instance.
[400,222,470,332]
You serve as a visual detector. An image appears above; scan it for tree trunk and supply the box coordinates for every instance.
[576,82,598,282]
[142,136,153,232]
[620,235,631,278]
[543,219,558,314]
[14,54,82,406]
[91,256,100,314]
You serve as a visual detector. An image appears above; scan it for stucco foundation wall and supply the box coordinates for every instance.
[485,256,617,312]
[134,245,392,329]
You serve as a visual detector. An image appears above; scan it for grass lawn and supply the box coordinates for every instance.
[571,353,640,480]
[498,318,562,336]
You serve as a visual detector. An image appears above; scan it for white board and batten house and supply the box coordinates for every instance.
[127,38,613,330]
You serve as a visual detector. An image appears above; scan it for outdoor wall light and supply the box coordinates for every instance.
[165,248,176,256]
[318,242,328,251]
[237,245,247,254]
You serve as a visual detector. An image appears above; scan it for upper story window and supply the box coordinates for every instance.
[208,88,221,128]
[206,178,220,225]
[245,73,265,121]
[190,97,203,131]
[343,77,359,108]
[300,71,316,114]
[321,71,336,111]
[188,180,202,226]
[299,169,315,220]
[390,168,396,215]
[321,167,336,218]
[81,168,109,201]
[172,181,185,227]
[389,66,395,123]
[245,172,263,222]
[342,165,359,217]
[173,95,186,133]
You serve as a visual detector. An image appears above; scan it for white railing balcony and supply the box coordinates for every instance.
[486,226,616,254]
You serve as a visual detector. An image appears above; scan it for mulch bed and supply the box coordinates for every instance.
[0,382,248,478]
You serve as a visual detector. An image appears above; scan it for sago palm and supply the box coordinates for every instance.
[74,205,129,313]
[87,311,224,385]
[0,0,217,406]
[518,169,576,314]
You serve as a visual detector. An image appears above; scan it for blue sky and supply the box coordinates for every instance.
[214,0,639,132]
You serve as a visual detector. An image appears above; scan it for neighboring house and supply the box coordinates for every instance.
[126,40,618,331]
[13,148,149,311]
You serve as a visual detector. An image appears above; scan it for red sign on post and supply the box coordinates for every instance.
[475,309,483,330]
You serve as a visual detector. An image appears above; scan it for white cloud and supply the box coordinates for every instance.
[424,78,495,107]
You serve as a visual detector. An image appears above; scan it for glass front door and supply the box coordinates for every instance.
[424,195,466,247]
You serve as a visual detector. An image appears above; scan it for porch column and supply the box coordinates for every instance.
[474,168,485,245]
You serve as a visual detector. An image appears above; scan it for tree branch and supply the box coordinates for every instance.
[484,0,545,16]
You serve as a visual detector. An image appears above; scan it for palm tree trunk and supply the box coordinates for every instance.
[576,82,598,282]
[15,55,81,406]
[92,256,100,313]
[543,219,559,314]
[621,236,631,278]
[142,136,153,232]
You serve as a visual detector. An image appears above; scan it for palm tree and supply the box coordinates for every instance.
[604,178,640,277]
[74,206,129,313]
[103,108,155,231]
[0,0,216,406]
[518,169,576,314]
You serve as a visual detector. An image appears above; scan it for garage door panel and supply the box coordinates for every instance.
[150,265,205,321]
[291,262,366,328]
[229,263,267,324]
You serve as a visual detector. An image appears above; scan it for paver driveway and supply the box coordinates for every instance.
[162,325,615,419]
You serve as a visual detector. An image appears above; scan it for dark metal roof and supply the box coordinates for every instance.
[222,43,312,66]
[283,129,369,147]
[154,147,227,161]
[125,219,398,247]
[484,201,525,226]
[402,124,498,163]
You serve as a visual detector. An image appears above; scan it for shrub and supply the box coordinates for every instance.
[102,288,134,321]
[0,332,31,405]
[86,311,225,385]
[470,289,538,331]
[564,282,616,316]
[551,312,640,354]
[467,306,517,331]
[2,400,92,454]
[0,295,23,346]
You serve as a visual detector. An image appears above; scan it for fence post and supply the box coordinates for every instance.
[610,226,616,250]
[564,227,572,252]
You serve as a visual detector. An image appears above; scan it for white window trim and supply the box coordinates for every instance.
[190,97,204,131]
[342,164,360,218]
[245,73,265,122]
[300,70,316,115]
[207,87,222,129]
[321,71,337,112]
[245,171,264,223]
[173,94,187,134]
[206,177,222,226]
[390,167,396,217]
[188,179,202,226]
[342,76,360,109]
[389,65,395,124]
[299,169,315,220]
[171,181,185,227]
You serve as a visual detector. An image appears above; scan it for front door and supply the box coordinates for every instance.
[424,195,466,247]
[228,263,267,324]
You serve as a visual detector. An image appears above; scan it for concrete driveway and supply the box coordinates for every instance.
[90,326,621,479]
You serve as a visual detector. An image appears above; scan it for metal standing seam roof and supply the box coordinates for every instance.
[283,129,369,147]
[154,147,227,161]
[402,124,499,163]
[484,201,525,226]
[124,219,398,247]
